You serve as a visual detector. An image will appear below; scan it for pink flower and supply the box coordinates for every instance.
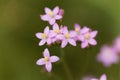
[36,48,60,72]
[79,27,98,48]
[73,23,81,41]
[113,36,120,53]
[90,74,107,80]
[41,6,62,25]
[61,27,76,48]
[97,45,119,67]
[50,23,63,43]
[35,26,52,46]
[58,9,64,16]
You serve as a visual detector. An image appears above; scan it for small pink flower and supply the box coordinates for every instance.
[50,23,63,43]
[41,6,62,25]
[90,74,107,80]
[36,48,60,72]
[113,36,120,53]
[73,23,81,41]
[79,27,98,48]
[35,26,52,46]
[58,9,64,16]
[61,26,76,48]
[97,45,119,67]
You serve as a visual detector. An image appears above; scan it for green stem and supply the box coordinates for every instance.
[60,48,74,80]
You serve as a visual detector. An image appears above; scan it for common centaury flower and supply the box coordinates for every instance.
[36,48,60,72]
[41,6,62,25]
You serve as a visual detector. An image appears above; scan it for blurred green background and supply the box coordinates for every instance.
[0,0,120,80]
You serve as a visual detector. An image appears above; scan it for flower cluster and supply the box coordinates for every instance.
[36,6,98,72]
[97,36,120,67]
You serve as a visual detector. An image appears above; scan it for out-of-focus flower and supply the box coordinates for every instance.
[36,48,60,72]
[79,27,98,48]
[50,23,63,43]
[41,6,62,25]
[61,26,76,48]
[90,74,107,80]
[113,36,120,53]
[97,45,119,67]
[36,26,52,46]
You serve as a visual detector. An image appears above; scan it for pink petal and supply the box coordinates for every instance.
[53,6,59,15]
[81,41,88,48]
[44,26,49,34]
[74,23,81,29]
[43,48,50,57]
[47,38,52,45]
[56,34,64,40]
[81,27,90,34]
[36,58,45,65]
[36,33,42,39]
[100,74,107,80]
[50,56,60,63]
[88,39,97,45]
[55,15,62,19]
[45,7,51,14]
[49,18,55,25]
[40,15,50,21]
[61,40,68,48]
[78,35,84,41]
[70,31,77,37]
[53,23,59,30]
[68,39,76,46]
[62,26,68,34]
[45,62,52,72]
[90,30,98,38]
[39,39,46,46]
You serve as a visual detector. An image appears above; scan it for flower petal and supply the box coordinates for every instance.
[36,58,45,65]
[53,23,59,30]
[90,30,98,38]
[40,15,50,21]
[100,74,107,80]
[61,40,68,48]
[45,62,52,72]
[44,26,49,34]
[88,39,97,45]
[39,39,46,46]
[45,7,51,14]
[49,18,55,25]
[68,39,76,46]
[43,48,50,57]
[47,38,52,45]
[36,33,42,39]
[81,41,88,48]
[81,27,89,34]
[55,15,62,19]
[50,56,60,63]
[53,6,59,15]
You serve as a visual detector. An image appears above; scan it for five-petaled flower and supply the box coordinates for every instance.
[79,27,98,48]
[36,26,52,46]
[41,6,62,25]
[61,26,76,48]
[97,45,119,67]
[36,48,60,72]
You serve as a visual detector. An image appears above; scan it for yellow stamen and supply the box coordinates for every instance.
[65,33,70,39]
[55,30,60,34]
[44,57,49,62]
[75,28,79,32]
[49,11,54,17]
[85,33,90,40]
[42,33,47,39]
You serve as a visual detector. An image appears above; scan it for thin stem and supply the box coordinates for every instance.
[60,48,74,80]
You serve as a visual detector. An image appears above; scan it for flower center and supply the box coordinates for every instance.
[55,30,60,34]
[49,11,54,18]
[65,33,70,39]
[42,33,47,39]
[75,28,79,32]
[85,33,90,40]
[44,57,49,62]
